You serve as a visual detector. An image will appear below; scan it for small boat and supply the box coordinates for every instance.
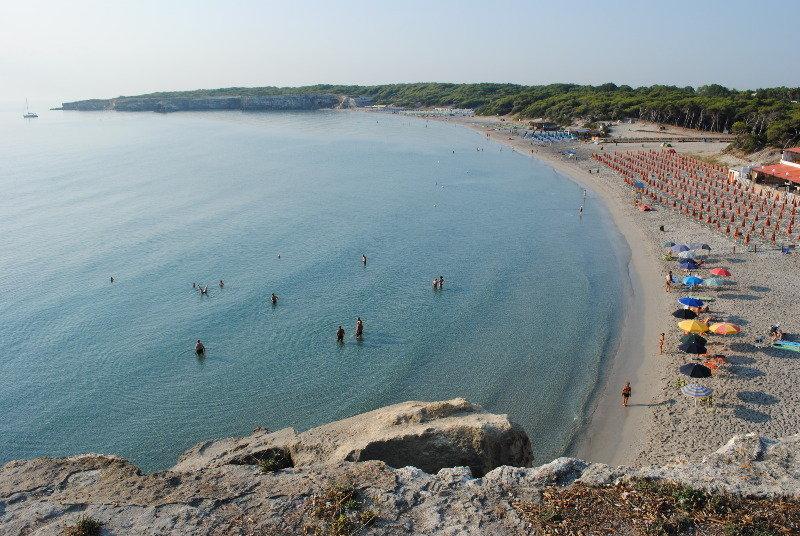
[23,99,38,119]
[772,340,800,352]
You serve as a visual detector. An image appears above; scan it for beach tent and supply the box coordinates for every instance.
[679,363,712,378]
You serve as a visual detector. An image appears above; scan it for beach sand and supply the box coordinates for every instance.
[425,114,800,466]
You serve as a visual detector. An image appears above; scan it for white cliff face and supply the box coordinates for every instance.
[0,400,798,535]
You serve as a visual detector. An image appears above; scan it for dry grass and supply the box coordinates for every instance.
[513,480,800,535]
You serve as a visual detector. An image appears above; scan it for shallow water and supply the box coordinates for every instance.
[0,106,628,471]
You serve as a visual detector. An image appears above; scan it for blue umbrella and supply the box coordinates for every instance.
[671,244,690,253]
[679,259,699,270]
[683,276,704,287]
[681,384,713,398]
[634,181,646,189]
[678,297,704,307]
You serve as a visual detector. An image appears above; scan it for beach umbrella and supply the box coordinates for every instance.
[671,244,690,253]
[678,260,700,270]
[680,333,707,345]
[709,322,741,335]
[683,276,704,287]
[634,181,646,189]
[681,383,713,398]
[710,268,731,277]
[678,250,698,259]
[663,241,676,248]
[679,340,707,354]
[678,319,709,334]
[673,308,698,319]
[688,243,711,251]
[679,363,712,378]
[703,277,726,287]
[678,297,704,308]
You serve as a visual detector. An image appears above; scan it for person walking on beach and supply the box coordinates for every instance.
[621,381,632,407]
[336,325,345,344]
[659,333,665,354]
[664,271,673,291]
[355,317,364,339]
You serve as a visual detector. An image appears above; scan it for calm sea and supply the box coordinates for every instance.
[0,104,628,471]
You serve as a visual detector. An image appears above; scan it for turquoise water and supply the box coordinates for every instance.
[0,105,628,471]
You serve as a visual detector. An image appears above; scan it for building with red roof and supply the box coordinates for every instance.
[753,147,800,187]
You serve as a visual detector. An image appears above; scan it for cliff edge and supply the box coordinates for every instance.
[1,400,798,535]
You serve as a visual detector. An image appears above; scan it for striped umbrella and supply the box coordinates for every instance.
[709,322,741,335]
[681,384,713,398]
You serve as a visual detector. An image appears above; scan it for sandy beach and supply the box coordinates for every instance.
[425,114,800,466]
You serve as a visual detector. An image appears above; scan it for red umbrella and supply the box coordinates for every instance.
[710,268,731,277]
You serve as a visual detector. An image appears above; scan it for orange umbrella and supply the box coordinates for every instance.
[710,268,731,277]
[709,322,741,335]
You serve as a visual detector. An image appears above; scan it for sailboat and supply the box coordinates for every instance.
[23,99,38,119]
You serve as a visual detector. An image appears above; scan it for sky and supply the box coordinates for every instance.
[1,0,797,104]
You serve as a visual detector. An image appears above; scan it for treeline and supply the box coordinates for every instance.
[131,83,800,151]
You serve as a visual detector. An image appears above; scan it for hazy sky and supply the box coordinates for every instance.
[1,0,796,103]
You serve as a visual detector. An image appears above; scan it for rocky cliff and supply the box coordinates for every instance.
[59,93,372,112]
[1,400,798,535]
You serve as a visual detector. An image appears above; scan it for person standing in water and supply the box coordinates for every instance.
[438,276,445,289]
[361,254,367,266]
[110,276,114,283]
[195,339,205,355]
[271,293,278,305]
[355,317,364,339]
[579,205,584,216]
[219,280,224,288]
[336,325,345,344]
[621,381,632,407]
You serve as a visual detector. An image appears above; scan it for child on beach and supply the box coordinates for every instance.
[621,382,632,407]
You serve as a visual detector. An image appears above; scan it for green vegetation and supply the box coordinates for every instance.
[307,482,379,536]
[125,83,800,151]
[63,515,103,536]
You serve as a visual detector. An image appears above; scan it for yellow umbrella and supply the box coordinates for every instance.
[709,322,741,335]
[678,319,709,334]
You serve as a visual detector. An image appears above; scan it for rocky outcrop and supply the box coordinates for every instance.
[1,401,798,535]
[173,398,532,477]
[60,93,372,112]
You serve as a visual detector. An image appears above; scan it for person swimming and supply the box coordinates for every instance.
[355,317,364,339]
[219,280,224,288]
[110,276,114,283]
[336,325,345,343]
[195,339,205,355]
[271,293,278,305]
[199,285,208,295]
[438,276,444,289]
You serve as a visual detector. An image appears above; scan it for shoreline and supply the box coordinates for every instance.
[427,115,667,465]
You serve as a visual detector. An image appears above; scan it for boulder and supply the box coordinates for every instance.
[174,398,532,477]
